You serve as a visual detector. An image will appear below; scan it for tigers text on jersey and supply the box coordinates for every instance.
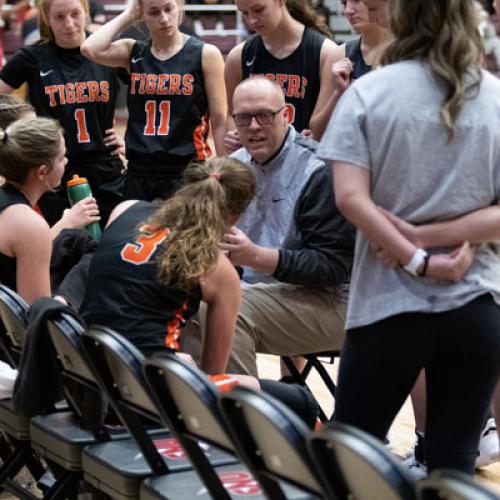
[0,41,123,164]
[241,27,324,132]
[126,36,211,168]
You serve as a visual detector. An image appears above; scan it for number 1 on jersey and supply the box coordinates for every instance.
[74,108,90,143]
[144,100,171,136]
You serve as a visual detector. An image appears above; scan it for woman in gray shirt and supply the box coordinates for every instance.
[319,0,500,475]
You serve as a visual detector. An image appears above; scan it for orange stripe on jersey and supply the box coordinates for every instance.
[193,113,212,160]
[165,303,188,350]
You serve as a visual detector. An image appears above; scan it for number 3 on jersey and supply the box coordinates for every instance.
[74,108,90,143]
[144,100,171,136]
[121,229,169,265]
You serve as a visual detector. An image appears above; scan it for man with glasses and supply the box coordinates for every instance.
[215,76,355,377]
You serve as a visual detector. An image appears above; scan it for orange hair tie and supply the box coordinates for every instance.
[209,172,221,181]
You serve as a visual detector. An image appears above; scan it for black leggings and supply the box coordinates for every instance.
[260,379,319,429]
[332,294,500,474]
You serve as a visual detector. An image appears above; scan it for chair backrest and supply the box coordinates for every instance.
[144,354,253,500]
[417,469,500,500]
[308,423,416,500]
[81,326,170,475]
[0,285,29,366]
[143,354,234,451]
[47,312,94,384]
[219,386,324,499]
[46,311,109,435]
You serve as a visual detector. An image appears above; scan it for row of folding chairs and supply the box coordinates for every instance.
[0,284,498,500]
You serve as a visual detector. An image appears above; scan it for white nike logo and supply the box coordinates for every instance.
[131,57,143,64]
[245,56,256,67]
[40,70,54,77]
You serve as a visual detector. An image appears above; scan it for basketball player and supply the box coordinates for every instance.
[0,117,66,303]
[0,0,126,228]
[224,0,344,153]
[0,95,101,239]
[81,0,227,201]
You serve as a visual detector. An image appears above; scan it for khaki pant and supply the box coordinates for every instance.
[181,283,347,377]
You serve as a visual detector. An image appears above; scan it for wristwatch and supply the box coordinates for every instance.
[403,248,428,277]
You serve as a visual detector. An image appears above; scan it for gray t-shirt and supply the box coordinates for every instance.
[318,60,500,329]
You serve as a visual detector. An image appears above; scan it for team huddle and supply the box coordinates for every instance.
[0,0,499,490]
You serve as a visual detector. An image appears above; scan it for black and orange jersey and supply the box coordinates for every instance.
[125,36,210,170]
[0,41,124,165]
[80,201,201,355]
[241,27,324,133]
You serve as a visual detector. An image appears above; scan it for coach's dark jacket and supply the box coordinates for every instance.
[273,165,355,289]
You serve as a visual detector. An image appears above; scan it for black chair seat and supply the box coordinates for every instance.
[83,433,235,499]
[30,411,130,470]
[141,462,312,499]
[0,399,30,440]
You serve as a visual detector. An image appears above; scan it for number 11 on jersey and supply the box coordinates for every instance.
[144,100,171,136]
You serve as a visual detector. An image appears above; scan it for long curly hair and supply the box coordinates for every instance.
[381,0,482,141]
[143,157,255,291]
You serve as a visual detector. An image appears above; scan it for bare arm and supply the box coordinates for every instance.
[334,161,474,282]
[200,253,240,374]
[202,44,227,156]
[308,40,345,140]
[379,205,500,249]
[80,4,139,69]
[10,208,52,303]
[223,44,243,154]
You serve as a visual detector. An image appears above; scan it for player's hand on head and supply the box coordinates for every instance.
[124,0,142,22]
[61,197,100,229]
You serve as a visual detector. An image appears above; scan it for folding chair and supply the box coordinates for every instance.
[0,284,27,366]
[219,386,326,499]
[28,309,132,499]
[80,326,235,499]
[308,423,416,500]
[143,353,307,499]
[417,469,500,500]
[282,351,340,422]
[0,285,46,496]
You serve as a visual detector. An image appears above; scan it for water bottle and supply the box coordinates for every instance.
[66,175,102,240]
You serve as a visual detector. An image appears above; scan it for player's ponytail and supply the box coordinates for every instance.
[0,118,63,184]
[142,157,255,290]
[285,0,332,38]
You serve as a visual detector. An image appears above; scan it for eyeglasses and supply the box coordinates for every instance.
[233,105,286,127]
